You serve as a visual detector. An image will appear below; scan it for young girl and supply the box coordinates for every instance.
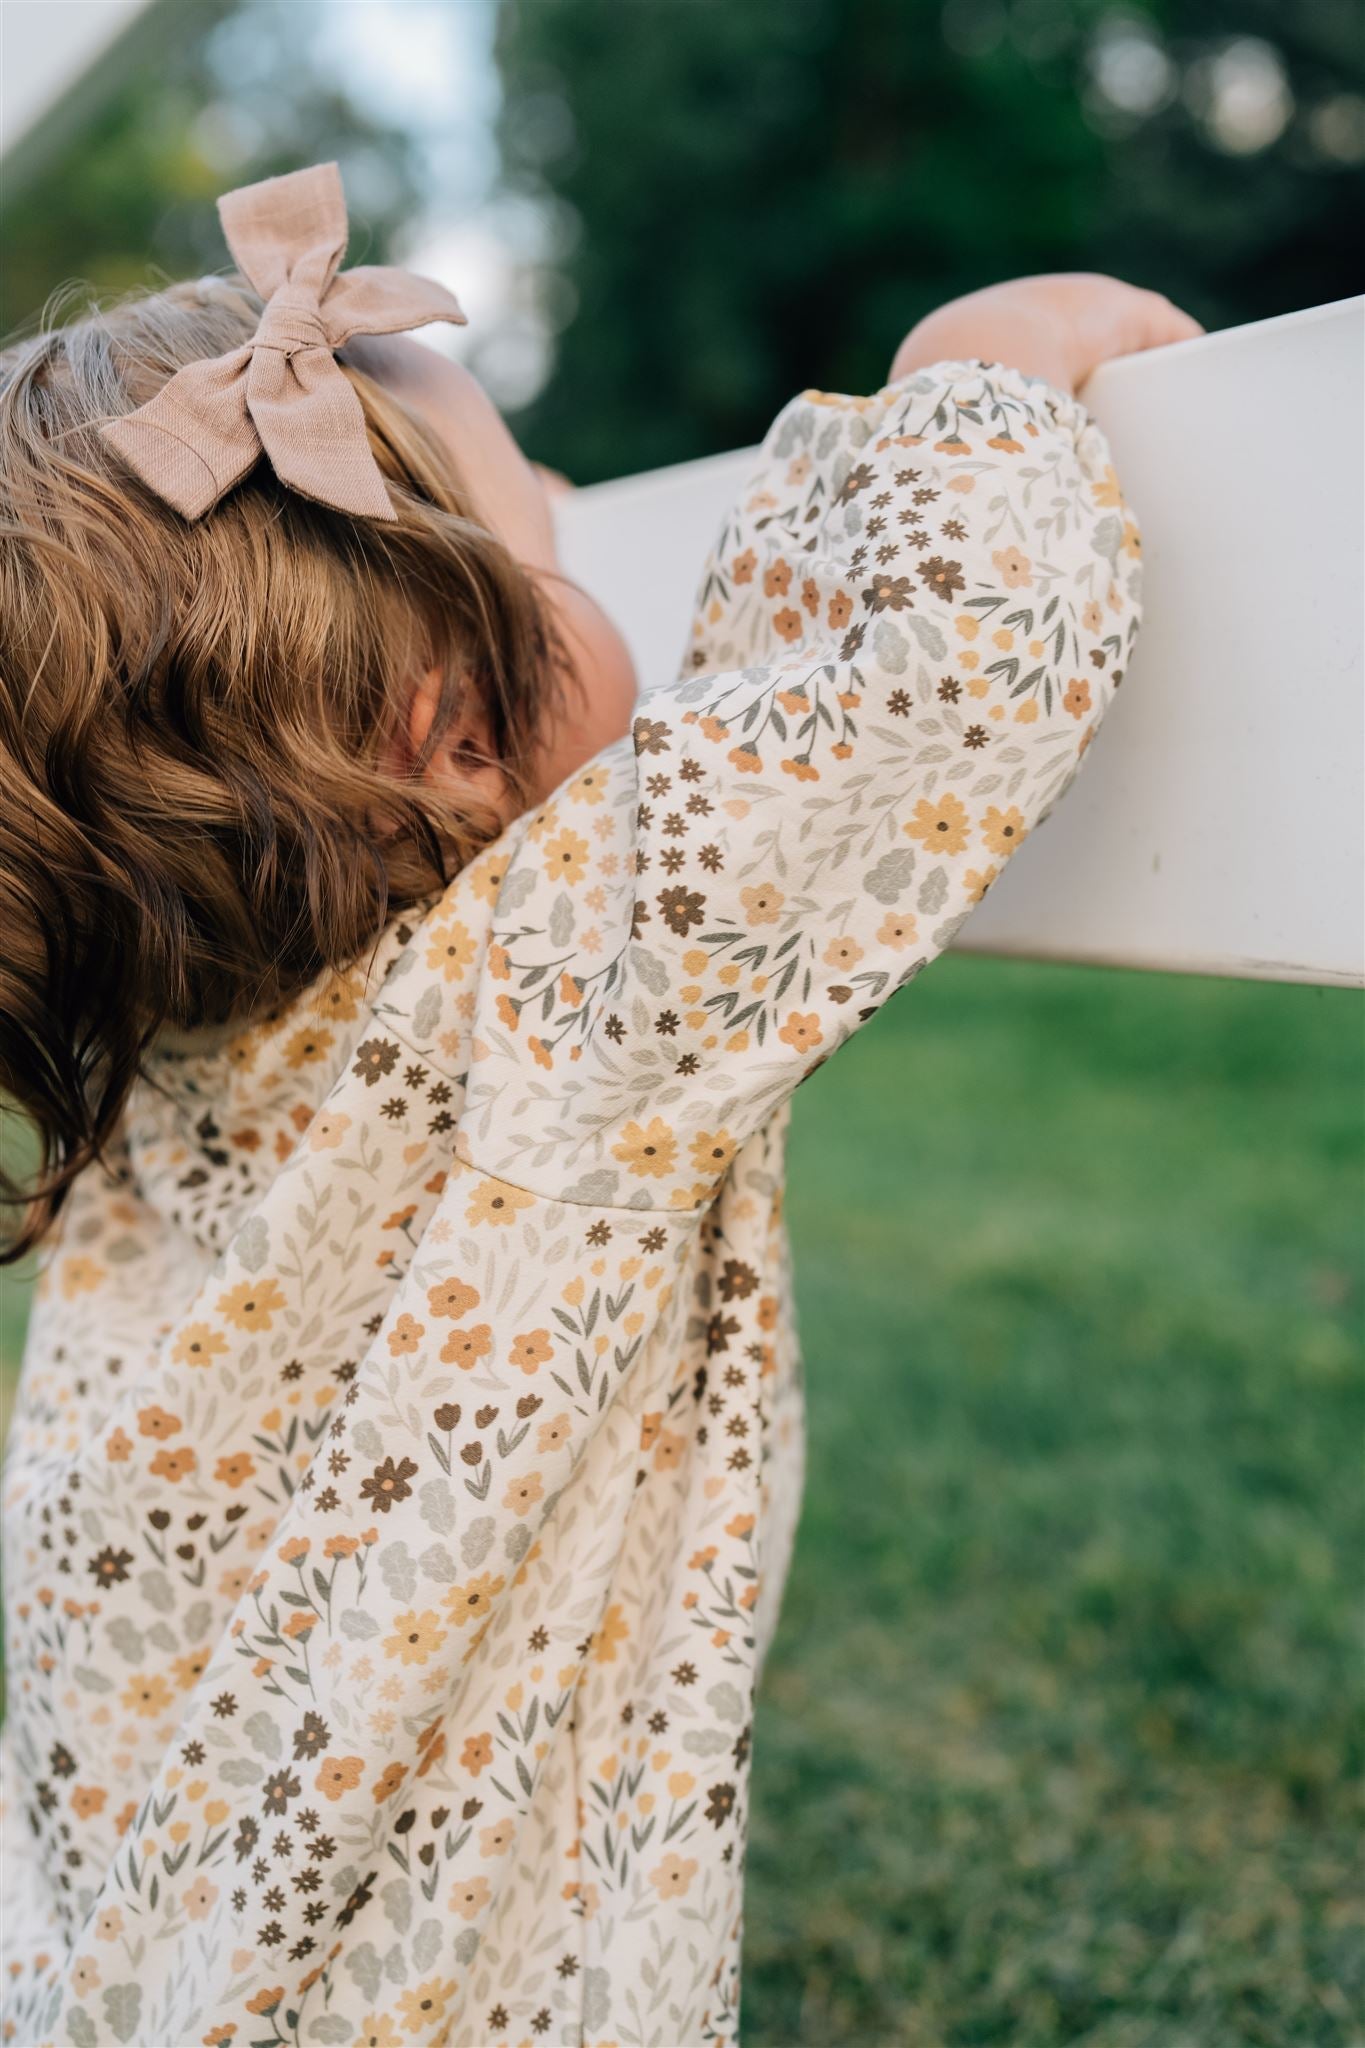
[0,163,1196,2048]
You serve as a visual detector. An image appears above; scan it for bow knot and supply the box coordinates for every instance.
[100,162,466,522]
[252,287,331,357]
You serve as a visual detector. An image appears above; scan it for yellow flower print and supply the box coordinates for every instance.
[354,2019,401,2048]
[905,791,971,855]
[648,1851,699,1900]
[876,910,919,951]
[306,1109,351,1152]
[60,1256,105,1299]
[425,917,477,981]
[510,1328,553,1374]
[613,1117,678,1180]
[396,1977,456,2032]
[1081,599,1104,634]
[315,1754,364,1802]
[479,1817,514,1857]
[543,826,591,885]
[464,1178,535,1228]
[777,1011,824,1055]
[822,935,864,972]
[282,1025,334,1069]
[1092,462,1123,508]
[964,866,1000,903]
[594,1602,630,1663]
[216,1277,286,1331]
[383,1609,449,1666]
[314,967,363,1023]
[69,1956,101,1997]
[981,804,1029,857]
[171,1322,228,1369]
[739,882,784,925]
[689,1129,738,1178]
[444,1571,505,1627]
[121,1671,174,1718]
[991,545,1033,588]
[568,763,608,805]
[439,1323,493,1370]
[172,1646,210,1689]
[427,1275,480,1320]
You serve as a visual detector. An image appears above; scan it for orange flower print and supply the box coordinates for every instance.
[172,1647,211,1689]
[689,1129,738,1178]
[980,804,1028,857]
[740,881,784,925]
[777,1012,824,1055]
[215,1277,286,1331]
[822,935,864,972]
[282,1025,334,1069]
[510,1328,553,1374]
[386,1312,425,1356]
[875,913,916,950]
[594,1603,629,1663]
[383,1609,448,1665]
[613,1117,678,1180]
[444,1572,505,1628]
[649,1851,698,1900]
[465,1178,536,1228]
[828,588,853,629]
[105,1425,132,1462]
[460,1731,494,1775]
[121,1671,173,1718]
[427,1275,481,1321]
[171,1323,227,1368]
[991,545,1033,588]
[59,1255,104,1299]
[70,1784,107,1819]
[537,1411,572,1454]
[425,917,476,980]
[773,606,804,645]
[440,1323,493,1370]
[801,576,821,616]
[731,547,756,584]
[543,826,591,885]
[306,1108,351,1152]
[503,1470,544,1517]
[479,1817,514,1857]
[371,1761,408,1804]
[448,1874,492,1922]
[213,1451,256,1488]
[315,1755,364,1802]
[762,559,792,597]
[136,1404,181,1440]
[905,790,971,855]
[1064,677,1092,719]
[149,1445,197,1483]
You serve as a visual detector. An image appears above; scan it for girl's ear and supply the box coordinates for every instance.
[403,666,515,826]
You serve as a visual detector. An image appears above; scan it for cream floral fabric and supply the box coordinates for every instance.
[1,360,1141,2048]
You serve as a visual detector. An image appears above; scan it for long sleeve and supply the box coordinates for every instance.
[456,359,1142,1208]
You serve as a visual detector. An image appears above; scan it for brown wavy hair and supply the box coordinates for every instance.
[0,278,563,1261]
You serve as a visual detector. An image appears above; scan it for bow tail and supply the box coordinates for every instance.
[246,347,397,522]
[100,349,260,520]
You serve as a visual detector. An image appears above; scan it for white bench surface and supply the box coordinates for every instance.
[556,298,1364,988]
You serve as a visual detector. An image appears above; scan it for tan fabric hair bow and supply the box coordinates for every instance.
[100,161,466,522]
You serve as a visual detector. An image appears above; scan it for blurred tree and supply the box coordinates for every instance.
[0,0,425,337]
[494,0,1365,479]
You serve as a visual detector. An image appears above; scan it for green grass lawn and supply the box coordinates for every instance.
[2,957,1361,2045]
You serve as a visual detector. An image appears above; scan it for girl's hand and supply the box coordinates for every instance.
[889,274,1203,397]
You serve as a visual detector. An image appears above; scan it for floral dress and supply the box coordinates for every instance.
[0,360,1140,2048]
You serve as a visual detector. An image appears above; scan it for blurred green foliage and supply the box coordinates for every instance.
[495,0,1365,477]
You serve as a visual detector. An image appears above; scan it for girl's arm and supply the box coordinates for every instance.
[453,278,1194,1206]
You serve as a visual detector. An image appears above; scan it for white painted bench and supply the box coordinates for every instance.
[557,298,1365,989]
